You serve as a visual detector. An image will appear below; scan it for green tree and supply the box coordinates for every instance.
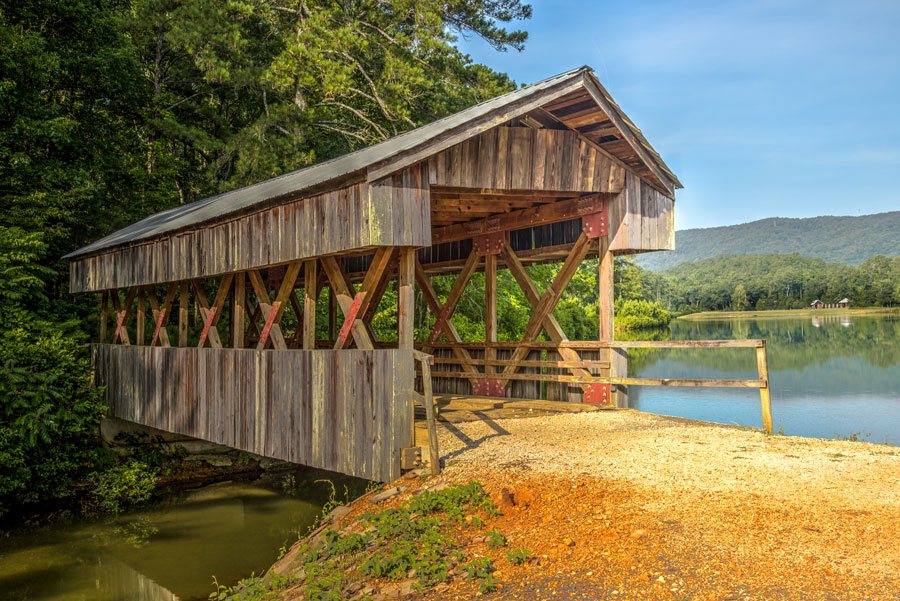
[731,283,748,311]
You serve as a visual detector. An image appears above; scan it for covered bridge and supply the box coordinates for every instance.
[67,66,682,482]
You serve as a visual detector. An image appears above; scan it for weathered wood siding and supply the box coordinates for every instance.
[426,127,625,193]
[93,345,414,482]
[71,166,430,293]
[608,171,675,253]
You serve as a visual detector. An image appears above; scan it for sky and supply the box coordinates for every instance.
[455,0,900,230]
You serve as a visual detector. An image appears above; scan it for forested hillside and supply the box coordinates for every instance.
[657,253,900,312]
[635,212,900,271]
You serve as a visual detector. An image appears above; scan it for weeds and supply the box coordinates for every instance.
[507,548,531,565]
[485,529,506,548]
[217,481,508,601]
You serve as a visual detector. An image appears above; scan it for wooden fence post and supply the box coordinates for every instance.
[757,341,773,434]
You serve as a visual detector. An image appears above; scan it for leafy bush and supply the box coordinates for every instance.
[614,298,671,330]
[0,328,107,517]
[85,461,157,514]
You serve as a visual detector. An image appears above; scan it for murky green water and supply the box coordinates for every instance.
[629,314,900,444]
[0,469,367,601]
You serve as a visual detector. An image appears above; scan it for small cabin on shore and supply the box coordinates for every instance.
[811,300,824,309]
[838,298,850,308]
[65,66,682,481]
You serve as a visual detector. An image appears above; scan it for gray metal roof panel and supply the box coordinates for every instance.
[66,66,678,259]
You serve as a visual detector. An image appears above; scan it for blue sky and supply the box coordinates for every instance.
[455,0,900,230]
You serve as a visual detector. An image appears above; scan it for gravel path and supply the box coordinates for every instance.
[424,409,900,600]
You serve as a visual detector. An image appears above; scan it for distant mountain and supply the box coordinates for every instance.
[634,211,900,271]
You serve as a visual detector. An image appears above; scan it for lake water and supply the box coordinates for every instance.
[0,468,367,601]
[628,314,900,445]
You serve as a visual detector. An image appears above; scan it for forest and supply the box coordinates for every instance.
[655,253,900,313]
[0,0,671,523]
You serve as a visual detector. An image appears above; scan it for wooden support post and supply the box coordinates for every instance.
[484,254,497,376]
[136,288,146,345]
[303,260,317,350]
[99,291,108,343]
[328,286,336,342]
[232,274,245,348]
[757,341,773,434]
[598,239,626,406]
[417,352,440,476]
[398,248,415,351]
[178,281,189,347]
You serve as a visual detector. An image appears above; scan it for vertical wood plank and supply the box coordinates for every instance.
[484,254,497,375]
[178,281,189,347]
[303,260,317,349]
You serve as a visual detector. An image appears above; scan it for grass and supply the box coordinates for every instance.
[678,307,899,320]
[215,481,509,601]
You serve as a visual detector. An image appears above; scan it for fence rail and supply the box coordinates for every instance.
[416,339,774,434]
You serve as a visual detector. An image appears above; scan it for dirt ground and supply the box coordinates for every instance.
[411,407,900,600]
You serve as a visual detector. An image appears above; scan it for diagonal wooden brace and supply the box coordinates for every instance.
[148,283,178,347]
[499,235,597,389]
[111,288,137,345]
[337,295,363,346]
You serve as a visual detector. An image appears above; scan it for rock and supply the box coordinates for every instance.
[630,529,647,539]
[500,487,516,507]
[656,576,666,583]
[328,505,352,524]
[371,487,400,503]
[344,581,362,594]
[402,471,419,480]
[563,538,575,547]
[426,482,448,493]
[398,580,415,597]
[183,453,233,467]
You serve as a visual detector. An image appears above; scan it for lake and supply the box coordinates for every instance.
[628,314,900,445]
[0,468,367,601]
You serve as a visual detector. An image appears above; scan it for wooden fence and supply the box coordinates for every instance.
[93,345,414,481]
[422,339,774,434]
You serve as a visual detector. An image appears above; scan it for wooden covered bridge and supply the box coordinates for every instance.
[67,66,771,482]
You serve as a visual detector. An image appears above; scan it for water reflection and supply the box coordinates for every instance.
[0,469,368,601]
[629,315,900,444]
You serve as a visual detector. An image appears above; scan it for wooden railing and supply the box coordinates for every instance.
[418,339,774,434]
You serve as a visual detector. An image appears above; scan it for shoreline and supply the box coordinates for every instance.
[247,408,900,600]
[677,306,899,320]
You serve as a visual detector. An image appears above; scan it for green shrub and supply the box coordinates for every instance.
[0,328,108,518]
[86,460,157,514]
[614,298,671,330]
[506,548,531,565]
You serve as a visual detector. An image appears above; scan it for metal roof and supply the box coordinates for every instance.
[66,66,678,259]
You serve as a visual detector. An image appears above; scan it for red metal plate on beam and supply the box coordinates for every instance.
[428,303,453,341]
[581,207,608,239]
[583,383,611,405]
[473,231,509,256]
[151,308,167,346]
[472,378,506,398]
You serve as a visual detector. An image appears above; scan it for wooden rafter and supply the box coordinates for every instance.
[499,235,596,388]
[432,192,608,245]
